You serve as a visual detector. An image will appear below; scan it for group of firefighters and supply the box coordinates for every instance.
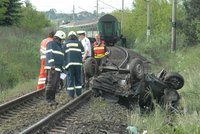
[37,30,107,105]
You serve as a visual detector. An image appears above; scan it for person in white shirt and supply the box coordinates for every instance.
[77,31,92,62]
[77,31,92,89]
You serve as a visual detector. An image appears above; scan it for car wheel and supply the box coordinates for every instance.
[84,57,99,78]
[129,58,144,80]
[163,72,184,90]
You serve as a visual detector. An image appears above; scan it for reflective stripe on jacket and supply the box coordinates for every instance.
[93,41,105,58]
[44,40,64,72]
[63,39,84,70]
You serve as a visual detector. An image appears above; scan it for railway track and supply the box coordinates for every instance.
[107,46,129,68]
[21,45,129,134]
[0,90,44,122]
[0,89,73,133]
[21,89,92,134]
[0,90,43,113]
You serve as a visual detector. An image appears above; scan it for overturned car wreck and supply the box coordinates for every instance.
[84,57,184,113]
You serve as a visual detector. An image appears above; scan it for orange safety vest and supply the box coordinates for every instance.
[93,41,106,58]
[37,37,53,90]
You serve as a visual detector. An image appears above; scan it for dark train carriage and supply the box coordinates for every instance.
[98,14,121,46]
[59,14,121,46]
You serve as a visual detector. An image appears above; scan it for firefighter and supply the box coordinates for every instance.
[44,30,66,105]
[37,31,55,90]
[63,31,84,100]
[93,33,108,66]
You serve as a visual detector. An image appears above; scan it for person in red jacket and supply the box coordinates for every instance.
[93,33,108,66]
[37,31,55,90]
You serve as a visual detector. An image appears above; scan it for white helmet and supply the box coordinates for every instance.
[68,31,77,37]
[54,30,66,40]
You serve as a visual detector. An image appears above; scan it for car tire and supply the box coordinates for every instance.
[84,57,99,78]
[163,72,184,90]
[129,58,144,80]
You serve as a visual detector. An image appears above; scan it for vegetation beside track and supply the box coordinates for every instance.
[129,39,200,133]
[0,79,36,103]
[0,0,52,91]
[0,27,41,90]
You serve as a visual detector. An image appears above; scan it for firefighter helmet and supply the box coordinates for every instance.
[54,30,66,40]
[68,31,77,37]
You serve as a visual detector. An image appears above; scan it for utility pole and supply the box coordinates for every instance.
[171,0,176,52]
[147,0,150,42]
[97,0,99,20]
[73,5,75,22]
[121,0,124,34]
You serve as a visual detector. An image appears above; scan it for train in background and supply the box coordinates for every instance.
[98,14,121,46]
[60,14,121,46]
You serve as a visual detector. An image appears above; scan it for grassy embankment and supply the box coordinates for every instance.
[0,27,45,103]
[128,34,200,134]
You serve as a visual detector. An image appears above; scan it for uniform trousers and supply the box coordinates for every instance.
[45,69,60,101]
[37,59,46,90]
[66,65,82,97]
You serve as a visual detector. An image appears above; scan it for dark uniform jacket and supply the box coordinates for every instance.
[63,39,84,70]
[44,40,64,72]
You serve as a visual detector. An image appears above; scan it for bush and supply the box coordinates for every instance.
[134,32,187,63]
[0,26,44,90]
[0,59,18,89]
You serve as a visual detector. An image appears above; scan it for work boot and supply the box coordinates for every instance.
[50,100,59,105]
[47,99,59,106]
[45,90,51,101]
[47,99,52,104]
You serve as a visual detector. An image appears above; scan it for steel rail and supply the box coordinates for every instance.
[0,89,44,114]
[20,89,92,134]
[116,46,129,68]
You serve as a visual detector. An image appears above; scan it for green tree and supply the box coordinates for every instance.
[19,0,51,30]
[112,9,136,48]
[3,0,22,25]
[0,0,8,25]
[113,0,184,47]
[183,0,200,45]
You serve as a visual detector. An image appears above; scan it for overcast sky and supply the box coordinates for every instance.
[27,0,134,13]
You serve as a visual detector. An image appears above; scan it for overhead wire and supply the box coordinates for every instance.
[98,0,120,10]
[77,6,89,12]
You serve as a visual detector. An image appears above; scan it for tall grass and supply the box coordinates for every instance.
[0,27,45,90]
[0,79,37,103]
[128,107,200,134]
[130,33,200,133]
